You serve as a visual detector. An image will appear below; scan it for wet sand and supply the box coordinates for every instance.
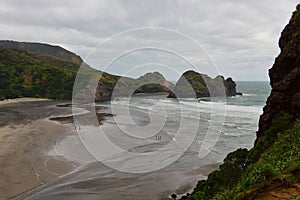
[0,99,77,200]
[13,161,220,200]
[0,98,221,200]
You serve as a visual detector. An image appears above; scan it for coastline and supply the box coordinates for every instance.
[133,92,169,97]
[0,98,222,200]
[0,99,77,200]
[0,98,50,106]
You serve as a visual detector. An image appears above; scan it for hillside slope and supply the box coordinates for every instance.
[0,41,242,102]
[0,47,78,99]
[0,40,83,66]
[0,41,174,101]
[0,41,122,100]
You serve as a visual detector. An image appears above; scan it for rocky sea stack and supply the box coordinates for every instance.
[94,71,174,101]
[168,70,242,98]
[134,71,174,94]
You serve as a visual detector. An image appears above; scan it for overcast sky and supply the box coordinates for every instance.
[1,0,299,81]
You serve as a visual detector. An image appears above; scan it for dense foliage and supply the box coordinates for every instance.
[134,72,173,94]
[191,114,300,200]
[171,70,209,98]
[0,47,78,100]
[168,70,240,98]
[0,43,173,101]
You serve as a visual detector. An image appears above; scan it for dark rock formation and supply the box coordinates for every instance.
[94,71,174,101]
[167,70,209,98]
[257,5,300,139]
[0,40,241,102]
[168,70,241,98]
[134,72,174,94]
[190,6,300,200]
[224,78,238,96]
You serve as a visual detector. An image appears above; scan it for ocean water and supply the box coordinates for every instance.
[15,81,271,200]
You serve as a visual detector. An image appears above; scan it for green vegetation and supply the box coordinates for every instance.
[191,114,300,200]
[168,70,240,98]
[169,70,209,98]
[95,71,172,101]
[0,41,173,101]
[0,40,83,65]
[134,72,173,94]
[246,113,293,165]
[295,196,300,200]
[135,83,169,93]
[0,40,131,101]
[0,47,78,100]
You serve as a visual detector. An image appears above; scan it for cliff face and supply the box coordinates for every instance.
[257,5,300,139]
[134,72,174,94]
[168,70,209,98]
[94,71,174,101]
[168,70,241,98]
[224,77,242,96]
[190,5,300,200]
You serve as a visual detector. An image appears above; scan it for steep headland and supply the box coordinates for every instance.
[134,71,174,94]
[0,41,173,101]
[190,5,300,200]
[94,71,174,101]
[257,5,300,139]
[0,46,79,99]
[168,70,241,98]
[0,40,241,102]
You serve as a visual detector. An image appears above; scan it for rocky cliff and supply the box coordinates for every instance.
[1,40,241,102]
[168,70,241,98]
[0,40,174,101]
[94,71,174,101]
[134,72,174,94]
[190,5,300,200]
[257,5,300,139]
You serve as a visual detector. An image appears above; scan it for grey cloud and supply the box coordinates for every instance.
[0,0,299,80]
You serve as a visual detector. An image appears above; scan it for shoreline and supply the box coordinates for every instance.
[133,92,169,97]
[0,99,78,200]
[0,98,222,200]
[0,97,50,106]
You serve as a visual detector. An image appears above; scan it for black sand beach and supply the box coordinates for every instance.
[0,99,77,200]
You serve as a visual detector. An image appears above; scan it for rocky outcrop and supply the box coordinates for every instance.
[257,5,300,139]
[190,6,300,200]
[94,71,174,101]
[225,77,242,96]
[0,40,175,101]
[167,70,241,98]
[168,70,209,98]
[134,72,174,94]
